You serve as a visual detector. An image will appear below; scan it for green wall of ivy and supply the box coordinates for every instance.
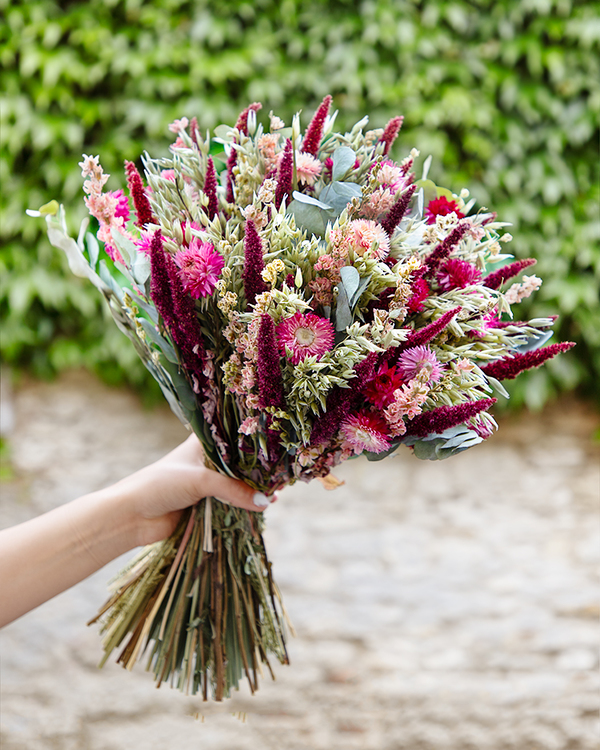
[1,0,598,407]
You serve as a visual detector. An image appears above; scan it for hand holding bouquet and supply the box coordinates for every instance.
[31,96,572,699]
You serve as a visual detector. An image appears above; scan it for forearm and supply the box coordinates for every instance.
[0,488,137,627]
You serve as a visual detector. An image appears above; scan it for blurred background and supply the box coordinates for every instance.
[1,1,599,749]
[1,0,599,407]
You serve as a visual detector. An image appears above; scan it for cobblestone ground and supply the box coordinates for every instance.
[1,370,598,750]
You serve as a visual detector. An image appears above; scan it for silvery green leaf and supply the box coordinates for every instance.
[85,232,99,270]
[335,280,352,331]
[287,199,329,237]
[114,260,135,286]
[364,443,401,461]
[486,376,510,399]
[514,330,553,353]
[47,225,110,294]
[422,155,433,181]
[110,227,141,267]
[291,191,332,210]
[133,251,151,285]
[340,266,360,304]
[318,181,362,215]
[331,147,356,181]
[350,275,371,308]
[162,359,197,412]
[405,189,424,222]
[213,124,235,141]
[139,318,178,363]
[98,260,124,299]
[76,217,89,250]
[126,289,159,324]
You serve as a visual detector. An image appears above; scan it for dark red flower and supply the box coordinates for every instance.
[406,398,496,438]
[242,219,267,306]
[484,258,537,290]
[425,196,464,225]
[362,362,405,409]
[379,116,404,156]
[407,278,429,313]
[125,161,154,228]
[257,315,284,409]
[437,259,482,291]
[481,342,575,381]
[302,95,332,156]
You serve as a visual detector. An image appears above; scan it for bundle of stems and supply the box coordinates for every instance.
[89,497,290,699]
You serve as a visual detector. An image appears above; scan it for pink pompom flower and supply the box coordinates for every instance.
[340,411,392,455]
[174,238,224,299]
[109,190,131,222]
[348,219,390,260]
[276,311,335,365]
[397,345,443,385]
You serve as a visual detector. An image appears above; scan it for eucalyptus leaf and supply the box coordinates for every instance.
[287,199,329,237]
[514,329,553,353]
[350,275,371,308]
[291,191,332,210]
[133,251,151,285]
[318,181,362,215]
[334,280,352,331]
[331,146,356,181]
[339,266,360,304]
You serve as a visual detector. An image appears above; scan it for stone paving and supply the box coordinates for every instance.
[1,370,598,750]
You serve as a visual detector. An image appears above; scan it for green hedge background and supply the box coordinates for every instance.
[1,0,599,408]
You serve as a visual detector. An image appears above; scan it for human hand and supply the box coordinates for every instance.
[111,434,277,547]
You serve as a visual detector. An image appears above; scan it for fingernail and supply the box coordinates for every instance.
[253,492,275,507]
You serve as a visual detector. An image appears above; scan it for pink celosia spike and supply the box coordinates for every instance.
[302,95,332,156]
[423,223,469,275]
[274,139,293,209]
[406,398,497,438]
[379,116,404,156]
[242,219,267,306]
[203,156,219,220]
[257,315,284,409]
[125,161,154,228]
[481,342,575,380]
[405,307,461,350]
[484,258,537,290]
[381,184,416,236]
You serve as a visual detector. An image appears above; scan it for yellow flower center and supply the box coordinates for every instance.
[295,327,316,346]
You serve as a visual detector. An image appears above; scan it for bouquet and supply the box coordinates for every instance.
[30,96,573,700]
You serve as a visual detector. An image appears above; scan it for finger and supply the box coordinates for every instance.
[197,469,277,513]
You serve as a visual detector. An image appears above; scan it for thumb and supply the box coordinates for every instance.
[195,467,277,513]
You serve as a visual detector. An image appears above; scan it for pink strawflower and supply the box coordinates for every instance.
[362,362,405,409]
[437,259,482,291]
[349,219,390,260]
[294,151,323,186]
[397,345,443,385]
[425,196,464,225]
[377,160,406,192]
[340,411,391,455]
[174,238,224,299]
[276,312,335,365]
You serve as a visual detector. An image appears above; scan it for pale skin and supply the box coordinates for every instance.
[0,435,275,628]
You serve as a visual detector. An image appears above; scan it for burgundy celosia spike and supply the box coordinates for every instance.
[405,307,461,350]
[302,95,333,156]
[203,156,219,220]
[257,315,284,409]
[234,102,263,135]
[423,223,469,276]
[274,139,293,209]
[481,342,575,381]
[242,219,267,306]
[224,148,238,204]
[149,230,175,328]
[166,257,205,362]
[125,161,154,228]
[484,258,537,290]
[379,116,404,156]
[189,117,200,148]
[406,398,497,438]
[381,184,417,236]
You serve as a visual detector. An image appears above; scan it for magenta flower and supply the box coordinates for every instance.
[405,398,496,438]
[423,223,469,275]
[437,259,482,291]
[425,196,464,225]
[276,312,335,365]
[340,411,392,455]
[381,183,416,237]
[481,342,575,381]
[174,239,224,299]
[407,277,429,313]
[257,314,284,409]
[243,219,267,306]
[362,362,405,409]
[397,345,443,385]
[109,190,130,222]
